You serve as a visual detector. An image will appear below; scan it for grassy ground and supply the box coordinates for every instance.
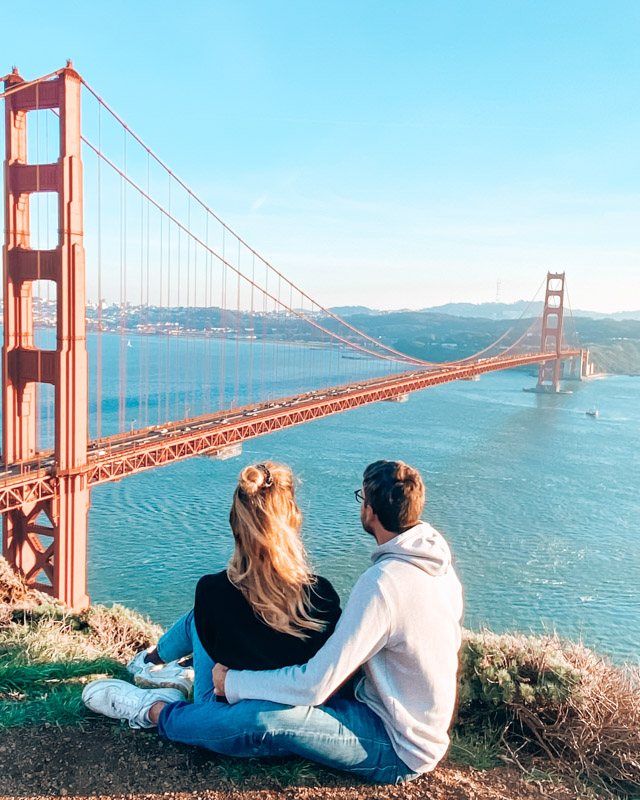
[0,605,139,729]
[1,559,639,799]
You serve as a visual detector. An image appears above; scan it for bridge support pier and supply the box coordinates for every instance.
[2,64,89,608]
[581,348,595,378]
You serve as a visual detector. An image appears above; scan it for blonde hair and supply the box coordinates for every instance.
[227,461,325,639]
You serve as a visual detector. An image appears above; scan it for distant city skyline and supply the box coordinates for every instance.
[25,294,640,321]
[3,0,639,313]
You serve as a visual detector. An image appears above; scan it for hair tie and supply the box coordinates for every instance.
[256,464,273,488]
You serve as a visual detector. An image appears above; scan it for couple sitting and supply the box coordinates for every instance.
[83,459,463,785]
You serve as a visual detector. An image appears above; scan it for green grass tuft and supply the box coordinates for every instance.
[0,683,91,729]
[0,586,159,728]
[522,767,564,784]
[0,658,127,695]
[447,725,503,771]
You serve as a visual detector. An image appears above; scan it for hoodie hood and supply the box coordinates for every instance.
[371,521,452,577]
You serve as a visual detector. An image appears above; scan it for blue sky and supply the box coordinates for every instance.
[4,0,639,311]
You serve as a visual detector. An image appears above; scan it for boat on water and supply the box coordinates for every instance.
[586,408,599,418]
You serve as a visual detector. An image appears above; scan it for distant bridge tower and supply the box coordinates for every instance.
[2,64,89,608]
[536,272,566,392]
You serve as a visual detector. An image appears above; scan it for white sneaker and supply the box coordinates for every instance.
[127,650,194,697]
[126,649,159,678]
[82,679,184,728]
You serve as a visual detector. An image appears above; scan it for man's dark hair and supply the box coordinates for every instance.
[363,460,425,533]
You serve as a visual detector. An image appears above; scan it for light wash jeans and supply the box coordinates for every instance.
[158,695,419,784]
[155,609,216,703]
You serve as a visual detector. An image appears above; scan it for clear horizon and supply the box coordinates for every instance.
[3,0,639,314]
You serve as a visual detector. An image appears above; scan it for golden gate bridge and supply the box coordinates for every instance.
[1,63,587,608]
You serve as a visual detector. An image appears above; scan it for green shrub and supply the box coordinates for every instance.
[458,630,582,711]
[456,631,640,795]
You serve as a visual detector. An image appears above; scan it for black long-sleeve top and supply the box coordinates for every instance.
[193,570,341,670]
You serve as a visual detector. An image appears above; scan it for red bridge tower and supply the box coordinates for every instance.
[2,64,89,608]
[536,272,567,392]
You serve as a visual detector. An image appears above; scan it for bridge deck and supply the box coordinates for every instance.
[0,350,581,513]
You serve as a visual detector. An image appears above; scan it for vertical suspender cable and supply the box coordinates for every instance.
[200,233,207,417]
[118,131,125,433]
[300,290,306,394]
[261,266,268,402]
[165,180,171,423]
[193,242,200,415]
[46,106,53,449]
[34,83,41,457]
[219,229,226,410]
[289,283,296,392]
[303,294,309,392]
[248,254,254,405]
[144,152,150,428]
[96,103,102,441]
[185,196,191,418]
[176,227,182,421]
[123,131,129,432]
[336,313,342,383]
[206,215,214,415]
[234,241,241,408]
[158,212,163,426]
[96,103,103,441]
[271,279,278,390]
[286,283,292,391]
[306,298,312,390]
[138,191,144,430]
[191,205,197,416]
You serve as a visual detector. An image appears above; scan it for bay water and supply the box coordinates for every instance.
[86,356,640,664]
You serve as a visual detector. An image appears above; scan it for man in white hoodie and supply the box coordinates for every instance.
[84,460,463,784]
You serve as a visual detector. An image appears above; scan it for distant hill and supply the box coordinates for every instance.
[331,302,640,322]
[328,307,640,374]
[328,305,382,317]
[420,301,545,319]
[606,310,640,321]
[422,302,640,321]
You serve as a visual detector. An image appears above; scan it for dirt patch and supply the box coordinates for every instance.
[0,721,580,800]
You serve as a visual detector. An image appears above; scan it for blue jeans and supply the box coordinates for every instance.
[156,610,215,703]
[158,696,419,784]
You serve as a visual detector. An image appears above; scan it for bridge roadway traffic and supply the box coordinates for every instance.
[0,349,580,513]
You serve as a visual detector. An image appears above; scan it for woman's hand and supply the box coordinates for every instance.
[213,663,229,696]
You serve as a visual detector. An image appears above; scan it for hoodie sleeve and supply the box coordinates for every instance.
[225,568,390,706]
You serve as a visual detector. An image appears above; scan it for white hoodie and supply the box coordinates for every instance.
[224,521,464,773]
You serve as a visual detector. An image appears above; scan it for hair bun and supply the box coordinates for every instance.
[238,465,266,496]
[238,463,274,496]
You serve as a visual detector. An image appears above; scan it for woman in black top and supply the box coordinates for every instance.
[126,462,341,702]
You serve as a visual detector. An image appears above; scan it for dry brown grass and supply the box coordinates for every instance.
[458,630,640,794]
[0,554,30,607]
[510,642,640,793]
[0,556,58,627]
[0,555,161,662]
[83,603,163,662]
